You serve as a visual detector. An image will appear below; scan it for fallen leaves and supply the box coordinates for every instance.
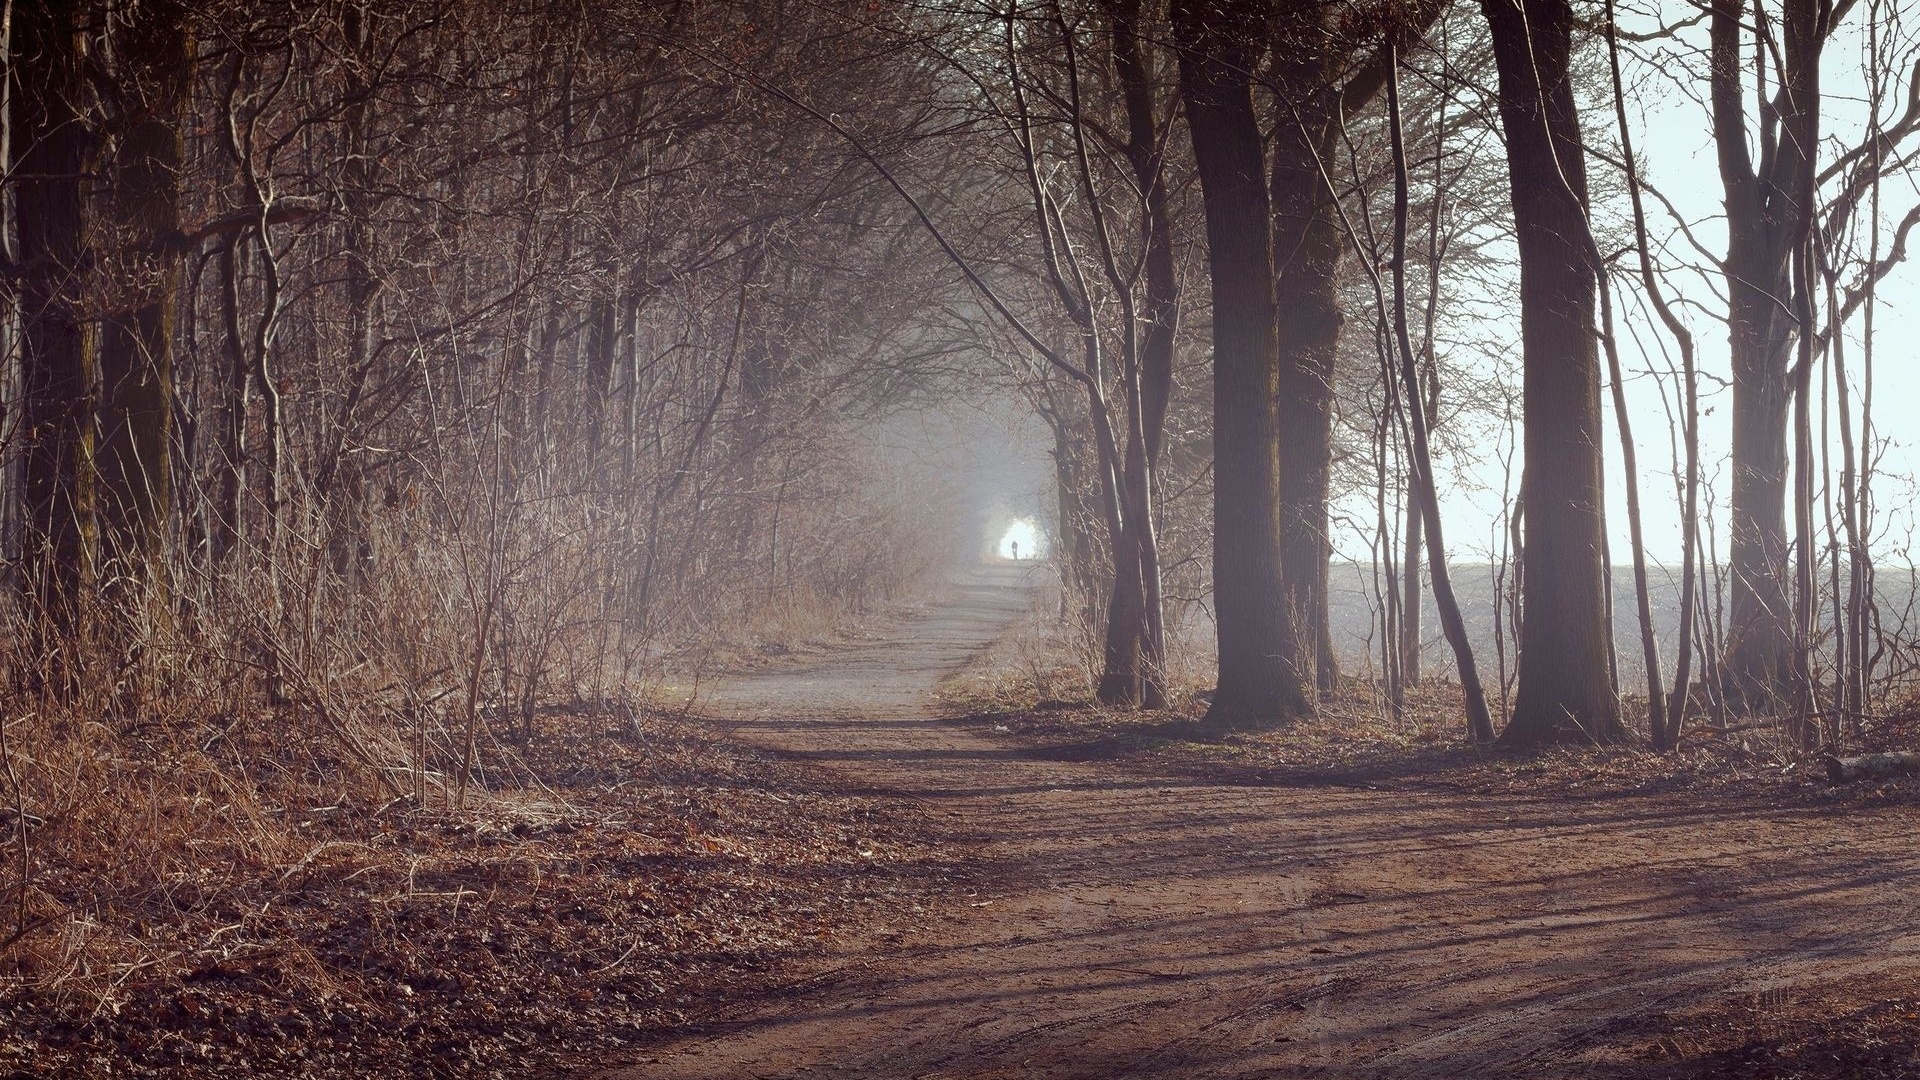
[1626,977,1920,1079]
[0,712,971,1078]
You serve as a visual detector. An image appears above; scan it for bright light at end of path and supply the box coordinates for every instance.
[998,520,1039,560]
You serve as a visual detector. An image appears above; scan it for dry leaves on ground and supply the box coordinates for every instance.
[0,709,971,1079]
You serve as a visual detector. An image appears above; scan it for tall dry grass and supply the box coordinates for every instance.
[0,442,961,1018]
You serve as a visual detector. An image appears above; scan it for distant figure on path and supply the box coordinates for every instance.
[1010,540,1019,561]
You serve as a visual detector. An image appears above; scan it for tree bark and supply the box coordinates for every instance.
[325,0,382,582]
[1042,387,1103,620]
[214,241,249,567]
[1481,0,1624,745]
[1266,0,1366,697]
[93,0,189,592]
[1825,752,1920,784]
[1173,0,1311,727]
[1109,0,1175,709]
[14,0,95,633]
[1711,0,1825,716]
[1270,110,1344,695]
[1264,0,1444,695]
[1400,480,1424,687]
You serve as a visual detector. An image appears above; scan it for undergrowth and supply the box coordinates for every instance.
[0,522,953,1076]
[940,592,1920,807]
[0,696,960,1078]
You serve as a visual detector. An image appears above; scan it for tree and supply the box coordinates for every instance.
[1104,0,1179,709]
[987,0,1180,708]
[92,0,190,589]
[1266,0,1439,694]
[12,0,188,654]
[1480,0,1623,745]
[1383,38,1497,743]
[1709,0,1825,715]
[1172,0,1312,726]
[14,0,95,640]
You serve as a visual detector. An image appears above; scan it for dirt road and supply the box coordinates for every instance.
[596,565,1920,1079]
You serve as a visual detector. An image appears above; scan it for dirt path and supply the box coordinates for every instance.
[593,566,1920,1079]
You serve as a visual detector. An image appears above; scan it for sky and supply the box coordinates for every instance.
[906,2,1920,578]
[1365,1,1920,569]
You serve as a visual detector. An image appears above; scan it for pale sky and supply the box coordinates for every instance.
[1355,2,1920,569]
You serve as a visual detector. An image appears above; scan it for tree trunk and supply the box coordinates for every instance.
[214,242,250,566]
[1096,517,1146,704]
[1044,393,1103,619]
[1386,44,1496,743]
[1824,752,1920,784]
[1784,0,1822,744]
[93,0,189,596]
[1710,0,1825,716]
[14,0,95,634]
[1173,0,1311,727]
[326,0,381,582]
[1109,0,1175,709]
[1262,0,1445,695]
[1004,21,1148,708]
[1724,245,1795,714]
[1271,124,1343,695]
[585,294,619,466]
[1481,0,1623,745]
[1264,2,1431,697]
[1400,482,1423,688]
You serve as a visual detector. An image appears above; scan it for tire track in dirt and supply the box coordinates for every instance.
[588,565,1920,1079]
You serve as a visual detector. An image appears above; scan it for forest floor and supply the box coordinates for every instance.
[13,565,1920,1078]
[589,564,1920,1080]
[0,605,979,1078]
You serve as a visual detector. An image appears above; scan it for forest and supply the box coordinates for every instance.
[5,0,1920,1075]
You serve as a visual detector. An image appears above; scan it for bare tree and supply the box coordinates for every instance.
[1480,0,1623,745]
[1172,0,1312,726]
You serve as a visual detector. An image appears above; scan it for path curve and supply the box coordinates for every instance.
[595,565,1920,1079]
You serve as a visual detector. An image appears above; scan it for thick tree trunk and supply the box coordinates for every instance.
[1263,1,1441,695]
[327,0,382,582]
[1725,260,1795,714]
[1825,752,1920,783]
[1710,0,1824,716]
[93,0,188,594]
[1173,0,1311,727]
[1045,395,1103,619]
[1271,146,1343,694]
[1087,387,1143,706]
[1481,0,1624,745]
[15,0,95,632]
[1265,6,1375,697]
[1097,518,1146,704]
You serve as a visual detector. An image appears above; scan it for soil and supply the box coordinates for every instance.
[0,660,970,1078]
[589,564,1920,1080]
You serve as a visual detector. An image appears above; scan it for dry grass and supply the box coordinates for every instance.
[0,495,961,1077]
[0,701,966,1078]
[938,601,1920,810]
[1620,974,1920,1080]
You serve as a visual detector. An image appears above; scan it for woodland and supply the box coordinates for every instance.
[5,0,1920,1075]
